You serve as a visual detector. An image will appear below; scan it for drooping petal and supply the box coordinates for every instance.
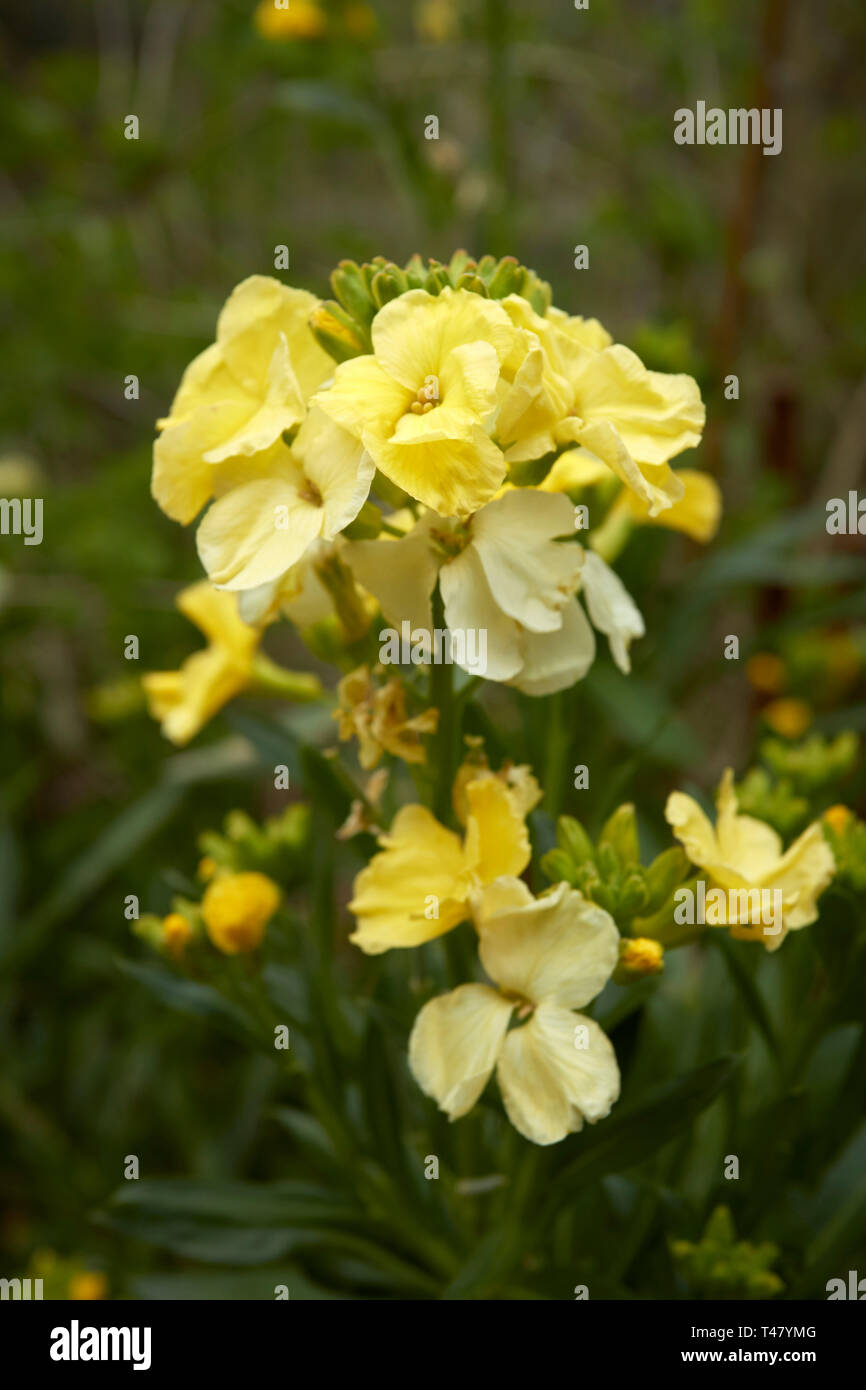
[579,551,645,673]
[409,984,514,1120]
[348,805,470,952]
[496,1002,620,1145]
[469,490,581,633]
[440,543,523,681]
[344,512,440,635]
[619,468,722,542]
[509,597,596,696]
[475,878,619,1009]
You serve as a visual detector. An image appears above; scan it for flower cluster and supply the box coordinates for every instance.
[140,252,846,1153]
[147,252,712,731]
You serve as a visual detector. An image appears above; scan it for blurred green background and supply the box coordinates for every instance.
[1,0,865,1299]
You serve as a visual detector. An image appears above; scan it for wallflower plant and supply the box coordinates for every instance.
[109,252,864,1302]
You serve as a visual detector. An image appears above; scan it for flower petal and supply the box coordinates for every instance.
[470,490,581,632]
[409,984,514,1120]
[509,597,596,696]
[497,1002,620,1145]
[371,288,515,393]
[462,775,532,885]
[580,551,645,673]
[440,543,523,681]
[196,470,323,590]
[349,805,470,952]
[216,275,331,400]
[344,512,440,635]
[475,878,619,1008]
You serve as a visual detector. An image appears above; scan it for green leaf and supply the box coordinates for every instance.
[115,958,260,1045]
[710,934,781,1062]
[130,1267,343,1300]
[106,1176,361,1226]
[16,783,183,953]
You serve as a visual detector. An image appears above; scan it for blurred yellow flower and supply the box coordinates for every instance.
[409,877,620,1145]
[202,871,281,953]
[143,582,321,745]
[334,665,439,768]
[349,765,540,952]
[254,0,328,42]
[666,770,835,951]
[143,583,262,745]
[746,651,786,696]
[414,0,459,42]
[313,288,518,516]
[763,697,813,740]
[611,467,722,543]
[823,804,851,835]
[68,1271,108,1301]
[162,912,194,959]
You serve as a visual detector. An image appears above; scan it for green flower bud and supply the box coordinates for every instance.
[454,272,489,296]
[643,846,690,913]
[599,802,640,867]
[370,266,407,308]
[596,842,621,882]
[330,260,376,329]
[486,256,522,297]
[309,302,368,362]
[618,869,649,917]
[541,848,579,886]
[556,815,595,867]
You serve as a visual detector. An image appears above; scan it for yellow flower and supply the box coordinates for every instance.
[201,871,281,954]
[334,665,439,768]
[746,652,786,696]
[666,769,835,951]
[161,912,194,958]
[194,407,374,591]
[68,1271,108,1301]
[409,877,620,1145]
[198,856,218,881]
[143,583,262,745]
[823,804,851,835]
[152,276,332,526]
[346,490,644,694]
[616,937,664,979]
[349,765,541,953]
[313,288,519,516]
[763,697,813,740]
[414,0,459,42]
[495,297,704,514]
[254,0,328,41]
